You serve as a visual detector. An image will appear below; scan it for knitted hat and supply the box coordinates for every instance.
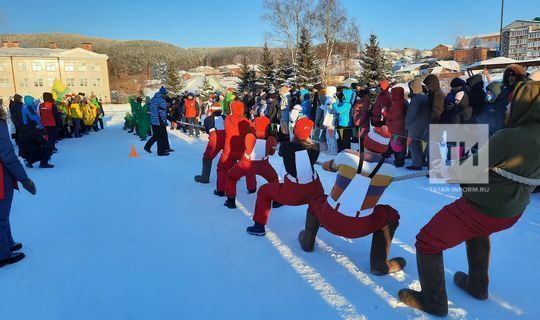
[293,117,314,140]
[254,116,270,138]
[159,86,168,95]
[450,78,466,88]
[379,80,390,91]
[364,126,391,154]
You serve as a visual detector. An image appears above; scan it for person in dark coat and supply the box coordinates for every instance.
[423,75,445,124]
[0,105,36,267]
[500,64,527,103]
[441,78,473,124]
[466,74,486,118]
[405,77,430,170]
[19,96,54,168]
[475,82,506,136]
[8,94,24,142]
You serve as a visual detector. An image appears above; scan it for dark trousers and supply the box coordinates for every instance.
[45,126,58,149]
[73,119,81,137]
[337,126,352,152]
[0,175,15,260]
[145,125,168,155]
[186,117,200,136]
[97,118,104,129]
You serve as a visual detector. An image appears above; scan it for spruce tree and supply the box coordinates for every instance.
[257,43,276,91]
[275,53,296,86]
[359,33,390,84]
[238,57,257,93]
[200,77,215,99]
[163,62,184,94]
[296,28,321,88]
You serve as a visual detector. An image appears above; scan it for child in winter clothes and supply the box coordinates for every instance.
[332,88,353,152]
[19,96,54,168]
[320,86,338,155]
[382,87,407,167]
[224,116,279,209]
[298,126,406,276]
[399,81,540,317]
[246,117,324,236]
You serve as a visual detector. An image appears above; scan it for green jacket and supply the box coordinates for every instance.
[453,81,540,218]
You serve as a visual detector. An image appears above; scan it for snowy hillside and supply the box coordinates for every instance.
[1,114,538,320]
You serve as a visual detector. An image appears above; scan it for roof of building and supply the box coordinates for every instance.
[397,63,430,72]
[457,32,500,39]
[433,60,461,72]
[467,57,517,69]
[503,19,540,30]
[433,44,454,49]
[0,47,108,59]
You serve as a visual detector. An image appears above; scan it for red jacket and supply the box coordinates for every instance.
[224,101,252,157]
[352,96,370,129]
[39,102,56,127]
[382,87,406,136]
[184,99,198,118]
[371,90,392,126]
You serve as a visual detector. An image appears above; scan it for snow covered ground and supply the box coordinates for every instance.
[1,109,538,320]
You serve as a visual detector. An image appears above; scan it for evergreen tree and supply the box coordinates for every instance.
[238,57,257,93]
[359,33,390,84]
[200,77,215,99]
[163,62,184,94]
[296,28,321,88]
[257,43,276,91]
[275,53,296,86]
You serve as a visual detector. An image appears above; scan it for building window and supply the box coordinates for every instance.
[46,62,56,72]
[65,63,74,72]
[79,78,88,87]
[0,63,7,71]
[34,78,44,87]
[20,79,29,88]
[32,62,43,72]
[93,78,102,87]
[47,78,54,87]
[66,78,75,86]
[78,63,87,72]
[89,64,101,71]
[17,63,28,72]
[0,78,10,88]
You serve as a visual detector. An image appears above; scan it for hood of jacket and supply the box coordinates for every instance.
[391,87,405,102]
[231,101,245,116]
[423,74,441,92]
[503,64,527,88]
[409,77,423,95]
[342,89,353,103]
[24,95,35,106]
[508,81,540,128]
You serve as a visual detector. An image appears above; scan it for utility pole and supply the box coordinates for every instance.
[499,0,505,56]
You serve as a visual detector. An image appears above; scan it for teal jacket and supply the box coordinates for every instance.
[333,89,353,127]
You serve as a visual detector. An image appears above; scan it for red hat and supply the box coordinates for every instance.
[293,117,314,140]
[254,116,270,138]
[364,126,391,154]
[379,80,390,91]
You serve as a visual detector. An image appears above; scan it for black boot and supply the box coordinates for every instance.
[370,221,406,275]
[272,201,283,208]
[454,237,490,300]
[247,189,257,194]
[213,189,225,197]
[398,252,449,317]
[0,252,25,268]
[10,242,22,251]
[39,162,55,168]
[224,197,236,209]
[298,210,320,252]
[194,158,212,184]
[246,223,266,236]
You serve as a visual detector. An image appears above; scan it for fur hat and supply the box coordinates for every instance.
[363,126,391,154]
[293,117,314,140]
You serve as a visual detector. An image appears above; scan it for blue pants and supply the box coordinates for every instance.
[0,176,15,260]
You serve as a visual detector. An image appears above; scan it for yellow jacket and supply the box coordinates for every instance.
[70,103,83,119]
[83,103,96,125]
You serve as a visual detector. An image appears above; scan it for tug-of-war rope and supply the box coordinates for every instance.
[174,120,540,186]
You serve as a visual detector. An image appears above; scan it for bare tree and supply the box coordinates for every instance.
[314,0,349,83]
[262,0,315,65]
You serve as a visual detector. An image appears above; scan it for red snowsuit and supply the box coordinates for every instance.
[216,101,256,193]
[252,140,324,226]
[226,117,279,198]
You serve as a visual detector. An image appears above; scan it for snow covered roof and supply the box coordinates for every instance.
[457,32,500,39]
[0,47,108,60]
[397,63,429,72]
[467,57,517,69]
[433,60,461,72]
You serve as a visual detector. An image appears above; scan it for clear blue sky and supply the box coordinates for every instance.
[1,0,538,49]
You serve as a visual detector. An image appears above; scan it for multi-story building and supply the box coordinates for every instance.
[0,41,111,102]
[431,44,454,60]
[501,19,540,60]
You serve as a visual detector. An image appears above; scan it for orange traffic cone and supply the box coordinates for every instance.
[130,144,138,158]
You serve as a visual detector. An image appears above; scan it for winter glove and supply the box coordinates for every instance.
[21,178,37,195]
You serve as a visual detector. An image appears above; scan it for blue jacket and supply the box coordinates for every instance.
[0,119,28,185]
[22,103,43,129]
[332,89,353,127]
[301,97,312,120]
[150,92,167,126]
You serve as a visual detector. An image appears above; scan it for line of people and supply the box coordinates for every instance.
[190,76,539,317]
